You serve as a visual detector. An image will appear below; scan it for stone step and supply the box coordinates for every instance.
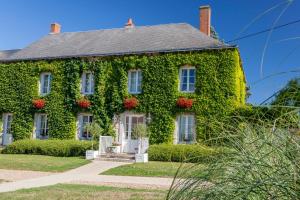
[100,153,135,159]
[96,157,135,163]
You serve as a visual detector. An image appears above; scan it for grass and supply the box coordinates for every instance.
[101,161,204,178]
[0,184,167,200]
[0,154,90,172]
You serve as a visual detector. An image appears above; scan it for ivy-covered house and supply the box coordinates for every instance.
[0,6,246,152]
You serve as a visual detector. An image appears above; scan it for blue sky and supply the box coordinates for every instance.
[0,0,299,104]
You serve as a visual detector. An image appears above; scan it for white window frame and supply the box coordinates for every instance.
[128,70,142,94]
[77,113,93,140]
[40,73,52,95]
[179,66,196,93]
[34,114,49,139]
[81,72,95,95]
[2,113,13,136]
[176,114,196,144]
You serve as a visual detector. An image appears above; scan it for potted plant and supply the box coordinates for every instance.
[124,97,139,110]
[84,122,102,160]
[77,98,91,109]
[176,97,193,109]
[108,142,121,154]
[132,123,150,163]
[32,99,46,109]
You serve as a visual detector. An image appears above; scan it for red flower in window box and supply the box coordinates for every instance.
[124,97,139,110]
[77,99,91,109]
[176,97,193,109]
[32,99,46,109]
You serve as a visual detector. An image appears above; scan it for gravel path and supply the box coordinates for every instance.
[0,169,53,182]
[0,160,173,193]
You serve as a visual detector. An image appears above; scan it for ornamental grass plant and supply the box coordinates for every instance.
[167,78,300,199]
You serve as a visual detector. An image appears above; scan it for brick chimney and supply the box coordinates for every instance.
[50,23,61,34]
[199,5,211,36]
[125,18,134,28]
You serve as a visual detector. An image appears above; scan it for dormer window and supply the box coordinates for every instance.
[40,73,52,95]
[179,67,195,92]
[128,70,142,94]
[81,72,94,95]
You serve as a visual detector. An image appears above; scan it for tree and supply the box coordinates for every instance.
[84,122,103,149]
[272,77,300,107]
[132,124,150,154]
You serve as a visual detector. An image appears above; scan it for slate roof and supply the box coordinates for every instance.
[0,49,21,60]
[0,23,232,62]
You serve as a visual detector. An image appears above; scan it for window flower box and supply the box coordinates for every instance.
[77,98,91,109]
[176,97,193,109]
[32,99,46,109]
[124,97,138,110]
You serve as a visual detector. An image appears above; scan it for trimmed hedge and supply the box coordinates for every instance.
[2,139,97,157]
[148,144,228,163]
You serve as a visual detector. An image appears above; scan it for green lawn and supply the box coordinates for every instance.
[101,161,203,178]
[0,154,90,172]
[0,184,167,200]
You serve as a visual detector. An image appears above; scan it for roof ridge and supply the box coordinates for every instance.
[55,22,191,35]
[0,49,21,52]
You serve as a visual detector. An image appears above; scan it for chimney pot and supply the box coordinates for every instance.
[125,18,134,28]
[199,5,211,36]
[50,23,61,34]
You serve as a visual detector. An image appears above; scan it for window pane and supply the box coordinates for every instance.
[48,74,52,93]
[137,71,142,93]
[130,71,136,92]
[179,116,186,142]
[90,74,95,93]
[181,83,187,91]
[84,73,90,93]
[178,115,195,143]
[189,69,195,77]
[182,69,188,77]
[189,84,195,92]
[6,115,12,134]
[189,76,195,84]
[125,116,129,139]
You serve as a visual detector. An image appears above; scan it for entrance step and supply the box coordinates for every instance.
[96,153,135,163]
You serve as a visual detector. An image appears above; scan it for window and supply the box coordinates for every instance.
[40,73,52,95]
[81,72,94,94]
[128,70,142,94]
[35,114,49,139]
[177,115,195,143]
[2,113,13,135]
[78,114,93,139]
[179,67,195,92]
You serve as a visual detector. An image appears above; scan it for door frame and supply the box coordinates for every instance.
[120,112,145,153]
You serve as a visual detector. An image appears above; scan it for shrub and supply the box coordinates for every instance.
[2,139,97,157]
[148,144,227,163]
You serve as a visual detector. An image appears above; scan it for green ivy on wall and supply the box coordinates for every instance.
[0,48,246,144]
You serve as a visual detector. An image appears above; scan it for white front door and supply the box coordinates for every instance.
[2,113,13,145]
[123,115,144,153]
